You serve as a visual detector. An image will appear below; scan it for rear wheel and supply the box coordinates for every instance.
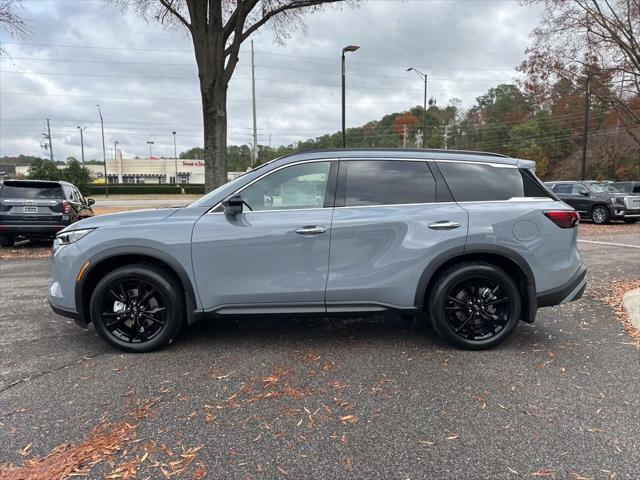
[427,263,521,350]
[90,264,184,352]
[0,235,14,247]
[591,205,609,224]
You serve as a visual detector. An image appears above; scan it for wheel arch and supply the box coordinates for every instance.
[414,246,537,323]
[76,247,201,327]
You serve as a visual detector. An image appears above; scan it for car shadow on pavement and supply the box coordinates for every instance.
[173,313,550,353]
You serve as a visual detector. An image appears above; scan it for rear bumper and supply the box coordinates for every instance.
[536,265,587,307]
[0,224,67,236]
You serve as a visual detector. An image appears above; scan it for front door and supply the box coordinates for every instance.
[191,160,336,313]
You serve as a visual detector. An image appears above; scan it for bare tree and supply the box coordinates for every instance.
[518,0,640,145]
[114,0,347,192]
[0,0,28,55]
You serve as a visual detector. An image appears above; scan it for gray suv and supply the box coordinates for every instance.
[49,149,586,352]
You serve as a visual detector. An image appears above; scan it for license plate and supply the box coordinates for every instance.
[23,206,37,214]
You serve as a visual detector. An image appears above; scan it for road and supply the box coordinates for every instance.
[0,225,638,479]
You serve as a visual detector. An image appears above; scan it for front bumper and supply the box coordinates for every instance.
[536,265,587,307]
[611,207,640,219]
[48,297,86,326]
[48,242,89,326]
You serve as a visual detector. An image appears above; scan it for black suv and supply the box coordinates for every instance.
[545,180,640,224]
[0,180,95,247]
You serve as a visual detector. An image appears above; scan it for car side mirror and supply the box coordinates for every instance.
[579,190,589,197]
[87,198,95,206]
[222,193,243,216]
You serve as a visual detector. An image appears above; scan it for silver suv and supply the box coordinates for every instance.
[49,149,586,352]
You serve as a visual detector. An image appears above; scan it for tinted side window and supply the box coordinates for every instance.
[437,162,553,202]
[343,160,435,206]
[554,184,572,194]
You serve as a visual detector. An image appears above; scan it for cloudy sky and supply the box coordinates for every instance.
[0,0,543,161]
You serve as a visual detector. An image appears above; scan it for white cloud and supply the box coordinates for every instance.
[0,0,542,160]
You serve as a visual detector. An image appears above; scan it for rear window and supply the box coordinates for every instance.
[343,160,436,206]
[437,162,553,202]
[0,184,63,199]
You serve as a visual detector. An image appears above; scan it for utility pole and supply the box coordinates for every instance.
[172,131,178,184]
[96,105,109,197]
[407,68,428,148]
[341,45,360,148]
[581,74,590,181]
[77,126,86,166]
[251,40,258,166]
[46,118,54,162]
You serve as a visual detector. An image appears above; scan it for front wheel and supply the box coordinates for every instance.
[427,263,521,350]
[591,205,609,225]
[90,264,184,352]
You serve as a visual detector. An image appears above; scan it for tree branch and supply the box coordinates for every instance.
[158,0,192,31]
[239,0,343,45]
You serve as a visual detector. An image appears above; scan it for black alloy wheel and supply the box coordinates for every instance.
[444,278,511,341]
[100,278,167,343]
[90,264,184,352]
[428,263,521,350]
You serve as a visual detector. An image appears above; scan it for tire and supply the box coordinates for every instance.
[427,263,521,350]
[0,235,14,248]
[89,264,184,353]
[591,205,609,225]
[624,218,638,224]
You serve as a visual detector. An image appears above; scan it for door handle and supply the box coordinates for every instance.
[295,225,327,236]
[428,221,461,230]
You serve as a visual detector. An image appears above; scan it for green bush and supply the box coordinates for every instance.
[81,184,195,195]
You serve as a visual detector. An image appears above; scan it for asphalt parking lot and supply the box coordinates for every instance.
[0,224,639,479]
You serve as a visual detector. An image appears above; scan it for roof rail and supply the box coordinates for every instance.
[275,147,509,159]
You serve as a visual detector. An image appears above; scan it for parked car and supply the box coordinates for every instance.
[612,181,640,195]
[545,180,640,224]
[0,179,95,247]
[49,149,586,353]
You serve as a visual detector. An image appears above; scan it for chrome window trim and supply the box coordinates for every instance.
[207,156,524,214]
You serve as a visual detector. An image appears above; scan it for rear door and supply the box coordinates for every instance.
[0,181,65,225]
[325,159,468,311]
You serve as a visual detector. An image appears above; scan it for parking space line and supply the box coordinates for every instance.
[578,239,640,249]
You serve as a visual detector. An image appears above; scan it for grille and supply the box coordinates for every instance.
[624,196,640,210]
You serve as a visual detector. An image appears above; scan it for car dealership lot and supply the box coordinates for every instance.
[0,225,639,479]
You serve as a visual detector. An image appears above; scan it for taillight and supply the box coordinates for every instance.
[62,201,71,214]
[544,210,579,228]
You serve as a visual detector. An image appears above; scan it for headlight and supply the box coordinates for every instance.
[611,197,624,205]
[56,228,94,245]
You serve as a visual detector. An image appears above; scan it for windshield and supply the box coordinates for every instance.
[588,183,620,193]
[0,184,63,198]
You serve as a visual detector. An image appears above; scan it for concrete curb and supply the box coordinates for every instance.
[622,288,640,330]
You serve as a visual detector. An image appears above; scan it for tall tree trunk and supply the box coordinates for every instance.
[201,80,228,192]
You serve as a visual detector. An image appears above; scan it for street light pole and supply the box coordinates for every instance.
[146,141,154,159]
[341,45,360,148]
[114,140,120,184]
[407,67,428,148]
[77,126,86,166]
[96,104,108,197]
[172,131,178,184]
